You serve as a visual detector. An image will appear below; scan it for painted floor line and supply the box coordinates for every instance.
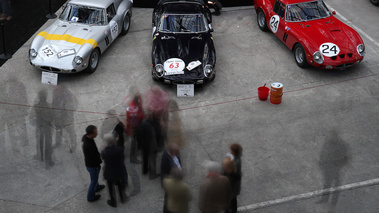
[326,4,379,48]
[237,178,379,212]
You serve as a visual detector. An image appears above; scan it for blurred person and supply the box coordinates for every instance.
[222,158,241,213]
[208,0,222,16]
[82,125,105,202]
[163,168,192,213]
[316,129,350,206]
[161,143,182,212]
[0,0,12,21]
[167,100,185,148]
[101,133,129,208]
[126,90,144,164]
[226,144,243,212]
[198,161,232,213]
[137,113,160,180]
[112,126,129,193]
[52,85,78,153]
[2,76,29,154]
[32,90,54,168]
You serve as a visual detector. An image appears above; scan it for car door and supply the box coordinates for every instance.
[106,3,120,44]
[269,0,287,44]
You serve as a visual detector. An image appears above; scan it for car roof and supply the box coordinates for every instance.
[161,0,204,14]
[69,0,113,8]
[280,0,320,5]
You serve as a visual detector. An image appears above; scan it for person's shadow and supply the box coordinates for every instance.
[316,129,351,212]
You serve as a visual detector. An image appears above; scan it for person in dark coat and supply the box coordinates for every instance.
[82,125,105,202]
[222,158,241,213]
[138,115,160,180]
[226,143,243,212]
[161,143,182,213]
[101,133,129,207]
[317,129,350,206]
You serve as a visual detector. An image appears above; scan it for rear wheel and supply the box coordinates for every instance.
[120,13,131,35]
[293,43,309,68]
[85,49,100,73]
[257,9,269,31]
[371,0,379,6]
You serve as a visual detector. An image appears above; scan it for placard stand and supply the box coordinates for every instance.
[46,0,57,19]
[0,21,12,60]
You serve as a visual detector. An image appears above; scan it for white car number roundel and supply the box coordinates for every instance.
[164,58,185,75]
[41,45,56,59]
[109,20,119,40]
[270,15,280,33]
[319,43,340,57]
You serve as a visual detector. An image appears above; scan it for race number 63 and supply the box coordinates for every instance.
[319,43,340,57]
[270,15,280,33]
[169,63,179,69]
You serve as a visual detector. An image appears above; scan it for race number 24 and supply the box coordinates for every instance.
[319,43,340,57]
[270,15,280,33]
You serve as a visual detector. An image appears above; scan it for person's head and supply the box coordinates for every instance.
[230,143,243,158]
[223,157,236,174]
[203,160,222,176]
[103,133,116,147]
[167,143,179,156]
[170,167,183,180]
[86,125,98,138]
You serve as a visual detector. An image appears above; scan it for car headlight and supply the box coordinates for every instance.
[73,56,83,66]
[204,65,213,78]
[155,64,164,77]
[357,44,365,56]
[29,48,37,58]
[313,51,324,64]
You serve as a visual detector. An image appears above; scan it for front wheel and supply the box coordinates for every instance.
[120,13,131,36]
[293,44,309,68]
[257,9,269,31]
[371,0,379,6]
[85,49,100,73]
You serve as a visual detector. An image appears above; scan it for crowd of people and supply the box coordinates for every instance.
[81,87,244,212]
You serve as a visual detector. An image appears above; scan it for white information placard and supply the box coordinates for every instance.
[177,84,194,97]
[41,72,58,85]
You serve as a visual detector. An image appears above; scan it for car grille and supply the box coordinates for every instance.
[335,63,354,69]
[330,53,353,60]
[41,66,61,72]
[172,80,196,85]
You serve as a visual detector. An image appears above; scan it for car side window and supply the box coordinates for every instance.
[273,0,285,19]
[106,4,116,22]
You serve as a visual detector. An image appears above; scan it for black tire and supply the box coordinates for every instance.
[293,43,309,68]
[257,8,269,32]
[85,49,100,73]
[371,0,379,6]
[120,13,131,36]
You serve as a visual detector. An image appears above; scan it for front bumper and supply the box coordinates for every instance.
[29,57,89,73]
[152,68,215,84]
[307,53,364,70]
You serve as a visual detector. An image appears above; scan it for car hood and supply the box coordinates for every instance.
[38,21,99,52]
[155,32,212,63]
[289,16,363,52]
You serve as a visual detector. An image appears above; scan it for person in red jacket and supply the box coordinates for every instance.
[126,93,145,163]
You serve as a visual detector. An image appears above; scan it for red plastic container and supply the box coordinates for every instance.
[258,84,270,101]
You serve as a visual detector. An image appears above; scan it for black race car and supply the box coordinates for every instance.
[151,0,216,84]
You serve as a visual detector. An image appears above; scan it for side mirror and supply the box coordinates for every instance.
[332,11,336,15]
[209,24,214,32]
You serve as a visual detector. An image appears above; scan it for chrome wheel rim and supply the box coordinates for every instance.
[295,47,304,64]
[90,51,99,69]
[258,12,265,28]
[123,15,130,31]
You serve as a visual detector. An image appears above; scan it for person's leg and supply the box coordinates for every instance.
[86,167,100,201]
[39,125,45,161]
[331,170,341,206]
[149,152,158,179]
[317,169,332,203]
[122,164,129,188]
[45,124,54,167]
[142,148,149,174]
[107,180,117,207]
[54,125,63,149]
[116,180,128,203]
[67,124,77,152]
[130,135,140,163]
[230,196,237,213]
[19,118,29,147]
[128,162,141,196]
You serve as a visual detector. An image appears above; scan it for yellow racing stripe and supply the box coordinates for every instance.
[37,31,98,48]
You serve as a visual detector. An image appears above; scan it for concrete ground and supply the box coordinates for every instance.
[1,1,379,213]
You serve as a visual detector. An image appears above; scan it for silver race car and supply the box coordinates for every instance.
[29,0,133,73]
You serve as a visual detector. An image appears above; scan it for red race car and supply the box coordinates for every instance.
[254,0,365,69]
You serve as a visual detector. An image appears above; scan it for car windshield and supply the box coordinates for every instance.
[286,0,330,22]
[59,4,105,25]
[158,14,208,33]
